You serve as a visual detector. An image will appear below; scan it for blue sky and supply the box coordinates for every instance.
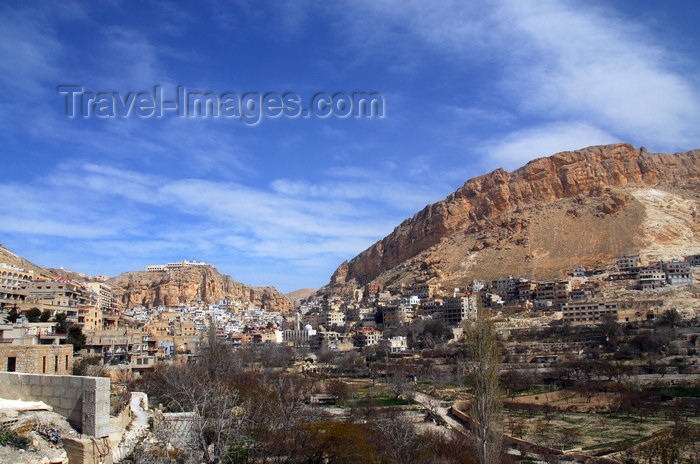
[1,1,699,293]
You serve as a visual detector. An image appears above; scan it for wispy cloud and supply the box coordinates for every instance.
[483,122,618,171]
[334,0,700,165]
[0,162,414,287]
[2,0,699,292]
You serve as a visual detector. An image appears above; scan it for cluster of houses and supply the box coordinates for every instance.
[0,254,697,377]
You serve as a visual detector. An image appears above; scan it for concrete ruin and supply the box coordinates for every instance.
[0,371,110,437]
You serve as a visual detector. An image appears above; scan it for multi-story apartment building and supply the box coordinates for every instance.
[383,305,413,326]
[491,276,517,295]
[561,301,618,325]
[638,267,667,290]
[379,336,407,353]
[322,310,345,328]
[0,322,73,374]
[617,256,640,271]
[83,328,157,376]
[516,282,537,300]
[441,295,476,326]
[364,283,382,298]
[0,263,34,310]
[172,320,198,337]
[146,260,209,272]
[419,299,443,316]
[410,282,439,299]
[346,306,372,322]
[25,279,102,330]
[354,328,382,347]
[491,276,530,299]
[663,260,693,285]
[86,282,118,312]
[534,280,571,302]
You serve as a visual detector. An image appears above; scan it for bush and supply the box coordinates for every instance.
[0,427,30,449]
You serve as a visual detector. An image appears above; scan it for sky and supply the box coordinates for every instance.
[1,1,699,293]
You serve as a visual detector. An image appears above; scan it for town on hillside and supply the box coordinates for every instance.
[1,252,700,462]
[2,255,697,373]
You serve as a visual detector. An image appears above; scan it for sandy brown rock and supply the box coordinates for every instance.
[107,266,290,312]
[324,144,700,291]
[0,244,55,279]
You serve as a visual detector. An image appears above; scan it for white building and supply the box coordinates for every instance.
[664,260,693,285]
[146,260,209,272]
[380,336,407,353]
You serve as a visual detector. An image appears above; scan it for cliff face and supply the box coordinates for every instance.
[328,144,700,289]
[107,266,291,312]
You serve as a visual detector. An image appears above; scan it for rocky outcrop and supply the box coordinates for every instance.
[107,266,290,312]
[326,144,700,289]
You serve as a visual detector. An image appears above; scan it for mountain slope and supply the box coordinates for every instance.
[324,144,700,291]
[0,244,55,279]
[287,288,317,306]
[0,244,290,312]
[107,266,291,312]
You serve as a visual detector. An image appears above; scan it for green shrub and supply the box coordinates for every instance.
[0,427,30,449]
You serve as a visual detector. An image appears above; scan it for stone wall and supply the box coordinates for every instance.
[0,372,110,437]
[0,344,73,374]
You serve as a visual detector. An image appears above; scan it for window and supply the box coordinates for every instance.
[65,355,69,370]
[43,356,47,374]
[54,356,58,372]
[7,357,16,372]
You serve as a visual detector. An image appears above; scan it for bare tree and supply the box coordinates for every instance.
[464,303,503,464]
[141,339,245,464]
[387,362,411,400]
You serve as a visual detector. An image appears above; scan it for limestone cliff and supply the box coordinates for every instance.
[107,266,291,312]
[324,144,700,291]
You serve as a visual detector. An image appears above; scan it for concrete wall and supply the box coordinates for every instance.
[0,371,110,437]
[0,344,73,374]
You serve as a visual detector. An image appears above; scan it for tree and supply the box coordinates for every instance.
[464,302,503,464]
[659,309,681,328]
[4,308,19,323]
[39,310,51,322]
[602,314,621,350]
[326,379,350,404]
[374,307,384,324]
[25,307,41,322]
[143,338,245,464]
[53,312,68,333]
[67,326,86,351]
[387,362,411,400]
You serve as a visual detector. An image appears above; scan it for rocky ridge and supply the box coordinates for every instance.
[107,265,291,312]
[324,144,700,292]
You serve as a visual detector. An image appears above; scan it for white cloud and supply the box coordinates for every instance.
[1,162,407,278]
[337,0,700,160]
[482,122,619,171]
[502,0,700,149]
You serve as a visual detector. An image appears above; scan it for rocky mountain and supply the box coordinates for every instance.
[0,244,290,312]
[107,266,291,312]
[45,268,109,282]
[324,144,700,293]
[286,288,317,306]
